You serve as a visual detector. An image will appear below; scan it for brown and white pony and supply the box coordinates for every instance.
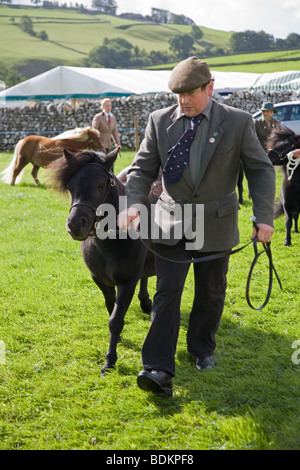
[1,127,104,186]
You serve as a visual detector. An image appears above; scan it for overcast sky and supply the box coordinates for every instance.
[11,0,300,38]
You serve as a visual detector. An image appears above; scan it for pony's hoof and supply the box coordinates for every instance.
[141,299,152,314]
[101,364,115,377]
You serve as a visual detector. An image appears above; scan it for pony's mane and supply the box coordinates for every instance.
[52,126,97,141]
[49,150,106,192]
[266,126,296,150]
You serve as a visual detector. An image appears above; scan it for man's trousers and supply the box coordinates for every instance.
[141,239,230,376]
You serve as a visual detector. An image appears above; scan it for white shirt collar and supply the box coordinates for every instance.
[103,110,113,118]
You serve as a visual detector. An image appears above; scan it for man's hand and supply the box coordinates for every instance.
[291,149,300,159]
[252,223,274,243]
[117,207,140,232]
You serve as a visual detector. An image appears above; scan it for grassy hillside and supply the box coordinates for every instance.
[209,60,300,73]
[0,5,299,79]
[0,4,231,75]
[206,50,300,73]
[0,5,233,58]
[150,49,300,73]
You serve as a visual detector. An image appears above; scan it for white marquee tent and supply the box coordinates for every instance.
[249,70,300,91]
[0,65,260,104]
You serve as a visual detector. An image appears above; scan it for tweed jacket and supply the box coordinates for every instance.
[92,111,120,149]
[126,99,276,252]
[255,117,281,151]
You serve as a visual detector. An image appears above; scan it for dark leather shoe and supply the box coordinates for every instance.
[195,356,215,371]
[137,370,173,396]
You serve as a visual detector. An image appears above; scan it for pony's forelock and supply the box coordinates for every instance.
[49,150,106,192]
[266,126,296,150]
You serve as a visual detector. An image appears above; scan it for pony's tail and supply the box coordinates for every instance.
[274,200,284,219]
[1,140,24,185]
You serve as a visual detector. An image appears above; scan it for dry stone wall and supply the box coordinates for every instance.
[0,89,299,153]
[223,89,299,114]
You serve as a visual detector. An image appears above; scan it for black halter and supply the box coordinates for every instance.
[268,135,297,162]
[69,163,117,237]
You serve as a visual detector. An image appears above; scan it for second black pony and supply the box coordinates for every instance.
[50,148,157,375]
[267,127,300,246]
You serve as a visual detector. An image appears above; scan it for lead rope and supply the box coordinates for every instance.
[135,217,282,310]
[286,151,300,181]
[96,215,282,310]
[245,218,282,310]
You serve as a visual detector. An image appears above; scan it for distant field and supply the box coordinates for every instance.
[206,50,300,73]
[206,49,300,65]
[0,6,188,68]
[210,61,300,73]
[0,5,231,71]
[151,51,300,73]
[0,5,299,76]
[0,20,86,67]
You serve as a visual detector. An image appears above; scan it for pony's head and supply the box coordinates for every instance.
[267,127,299,161]
[49,147,120,241]
[49,147,119,193]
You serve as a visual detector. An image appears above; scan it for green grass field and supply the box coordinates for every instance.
[210,62,300,73]
[1,5,299,76]
[151,51,300,73]
[0,151,299,450]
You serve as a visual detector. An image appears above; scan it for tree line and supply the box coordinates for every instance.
[87,26,206,69]
[86,28,300,69]
[13,14,48,40]
[230,30,300,53]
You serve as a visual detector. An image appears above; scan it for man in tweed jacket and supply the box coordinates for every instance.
[118,57,275,396]
[92,98,121,152]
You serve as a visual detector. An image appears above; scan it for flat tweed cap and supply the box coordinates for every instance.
[168,56,212,93]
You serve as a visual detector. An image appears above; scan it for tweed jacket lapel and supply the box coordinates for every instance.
[166,107,185,147]
[165,101,226,192]
[166,107,194,190]
[193,100,225,192]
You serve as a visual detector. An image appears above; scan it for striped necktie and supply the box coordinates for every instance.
[163,114,204,185]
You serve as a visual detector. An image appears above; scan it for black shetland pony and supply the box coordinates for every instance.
[50,148,157,375]
[267,127,300,246]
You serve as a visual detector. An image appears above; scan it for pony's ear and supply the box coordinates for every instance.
[63,149,74,160]
[102,146,120,171]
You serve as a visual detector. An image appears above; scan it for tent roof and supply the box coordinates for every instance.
[250,70,300,91]
[0,65,259,101]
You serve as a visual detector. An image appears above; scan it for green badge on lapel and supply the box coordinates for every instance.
[209,132,218,143]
